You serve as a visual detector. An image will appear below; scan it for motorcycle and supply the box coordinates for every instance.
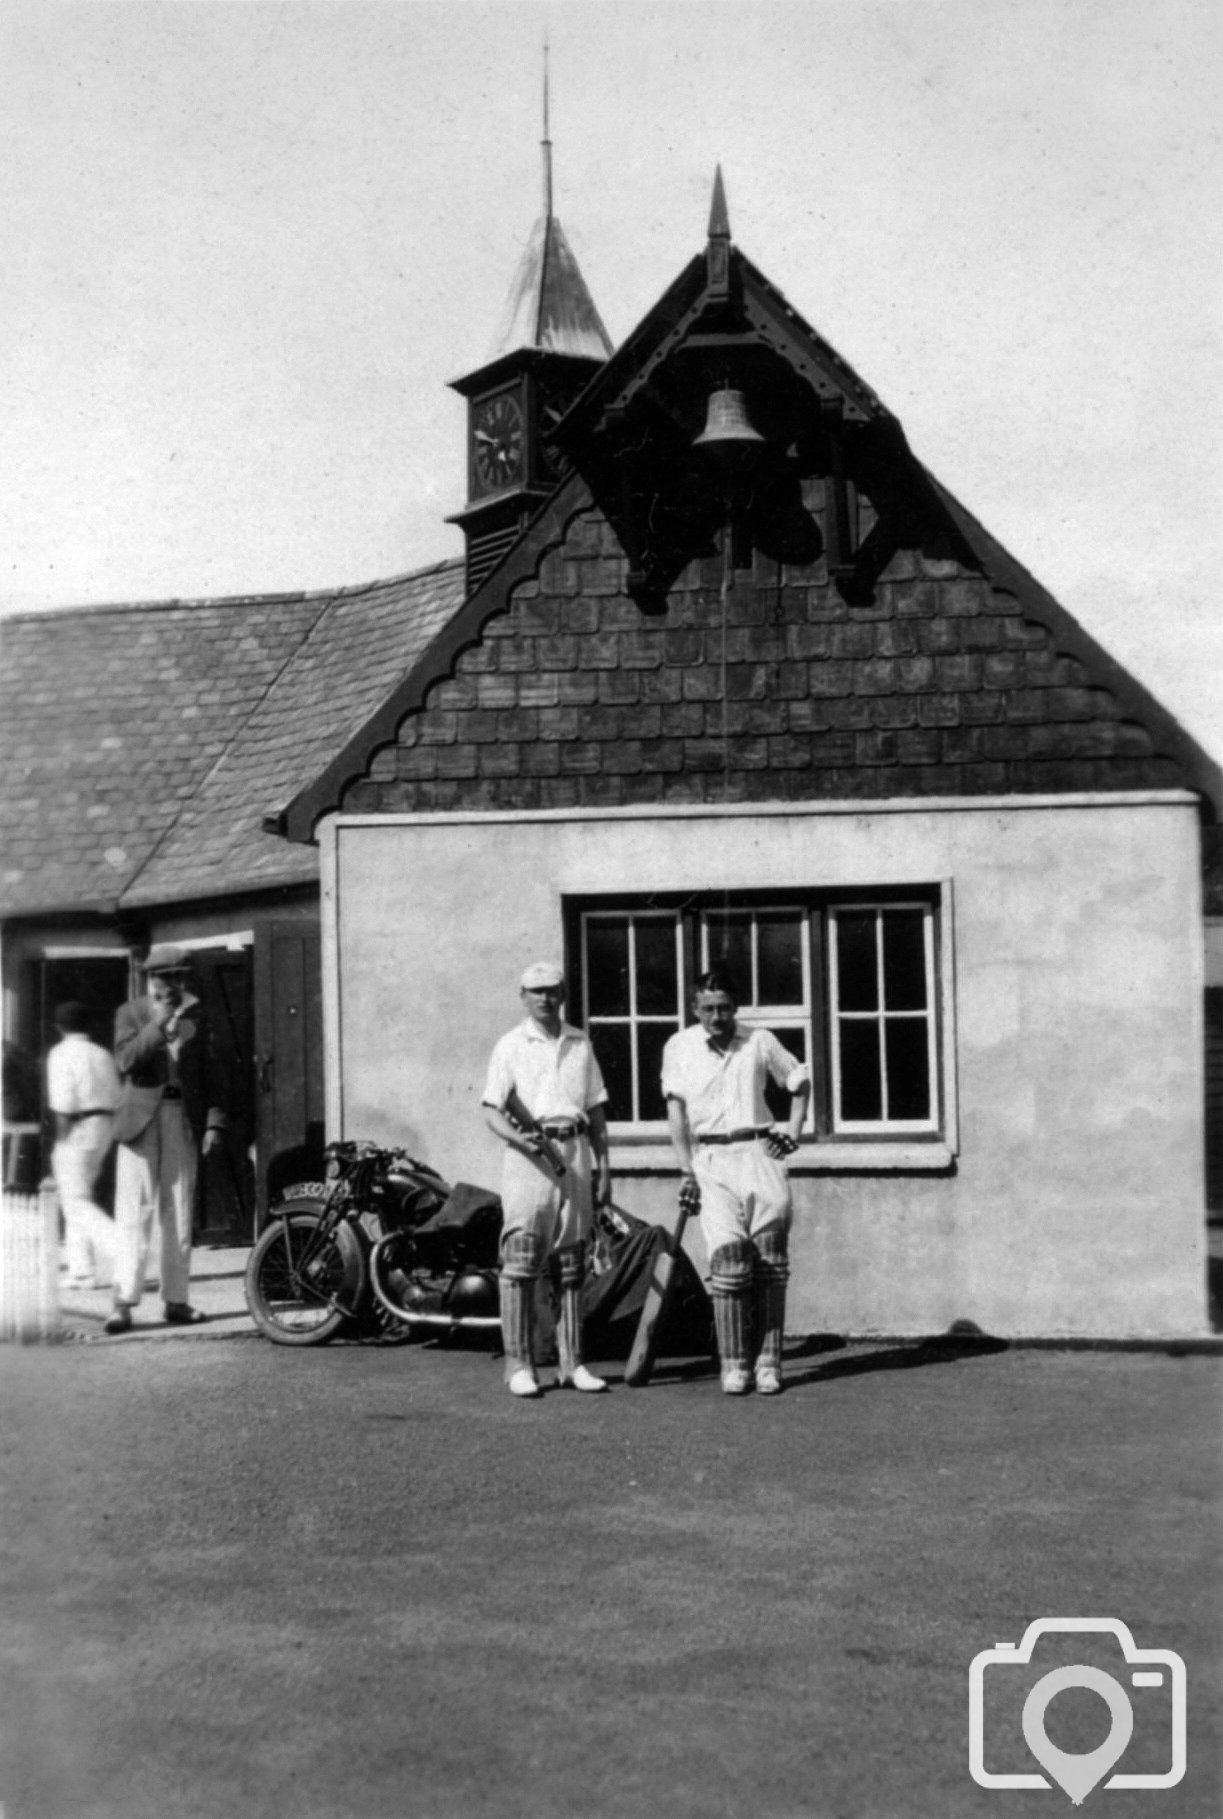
[244,1139,504,1347]
[245,1136,717,1363]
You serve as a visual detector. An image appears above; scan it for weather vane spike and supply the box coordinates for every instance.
[542,36,553,219]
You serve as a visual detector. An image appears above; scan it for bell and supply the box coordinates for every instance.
[693,387,764,450]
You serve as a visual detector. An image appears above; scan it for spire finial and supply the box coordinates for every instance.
[542,36,553,220]
[706,165,731,298]
[708,164,730,242]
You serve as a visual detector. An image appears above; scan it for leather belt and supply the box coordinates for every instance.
[696,1126,771,1146]
[161,1085,184,1101]
[539,1119,587,1141]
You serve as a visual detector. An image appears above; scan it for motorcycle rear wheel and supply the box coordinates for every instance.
[245,1203,366,1346]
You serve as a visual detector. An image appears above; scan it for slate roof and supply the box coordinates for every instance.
[0,560,464,917]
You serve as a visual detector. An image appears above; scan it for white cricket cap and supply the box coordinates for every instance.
[520,961,565,990]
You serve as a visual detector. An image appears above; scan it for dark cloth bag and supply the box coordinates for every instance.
[581,1209,715,1361]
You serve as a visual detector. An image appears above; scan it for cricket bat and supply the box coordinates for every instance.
[503,1089,566,1179]
[624,1190,694,1388]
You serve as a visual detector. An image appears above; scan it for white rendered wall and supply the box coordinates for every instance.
[323,796,1208,1339]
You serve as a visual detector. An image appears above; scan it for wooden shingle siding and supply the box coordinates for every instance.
[341,506,1182,817]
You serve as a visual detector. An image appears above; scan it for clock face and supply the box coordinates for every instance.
[472,391,525,493]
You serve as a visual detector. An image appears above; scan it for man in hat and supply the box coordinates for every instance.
[106,946,228,1334]
[46,1001,121,1288]
[482,961,611,1398]
[661,969,810,1396]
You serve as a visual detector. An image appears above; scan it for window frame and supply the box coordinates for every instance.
[697,902,819,1134]
[827,900,941,1136]
[576,907,686,1132]
[565,884,957,1169]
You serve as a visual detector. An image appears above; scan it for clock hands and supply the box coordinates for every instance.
[472,392,524,493]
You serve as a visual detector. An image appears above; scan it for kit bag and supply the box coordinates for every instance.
[581,1206,714,1361]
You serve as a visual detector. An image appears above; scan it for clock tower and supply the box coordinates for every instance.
[448,86,613,593]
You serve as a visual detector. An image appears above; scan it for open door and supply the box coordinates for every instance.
[34,954,132,1204]
[253,922,324,1228]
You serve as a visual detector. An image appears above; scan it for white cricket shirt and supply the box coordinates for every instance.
[660,1023,809,1136]
[482,1019,608,1124]
[46,1033,121,1116]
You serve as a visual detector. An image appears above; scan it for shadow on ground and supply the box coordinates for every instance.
[637,1329,1010,1389]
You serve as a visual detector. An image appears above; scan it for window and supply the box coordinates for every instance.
[581,911,684,1125]
[699,906,812,1126]
[828,905,937,1132]
[572,890,943,1144]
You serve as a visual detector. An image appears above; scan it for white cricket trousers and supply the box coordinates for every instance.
[499,1134,593,1252]
[113,1101,197,1308]
[52,1114,116,1286]
[692,1138,793,1252]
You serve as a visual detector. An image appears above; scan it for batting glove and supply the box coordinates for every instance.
[765,1129,799,1160]
[678,1172,702,1216]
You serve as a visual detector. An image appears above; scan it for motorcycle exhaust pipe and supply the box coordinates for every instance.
[367,1239,502,1330]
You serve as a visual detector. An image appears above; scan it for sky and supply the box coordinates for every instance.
[2,0,1221,762]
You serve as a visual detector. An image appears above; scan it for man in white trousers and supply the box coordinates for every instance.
[482,961,612,1399]
[46,1001,121,1289]
[107,946,227,1335]
[662,969,810,1396]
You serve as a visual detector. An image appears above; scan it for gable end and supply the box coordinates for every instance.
[303,490,1218,829]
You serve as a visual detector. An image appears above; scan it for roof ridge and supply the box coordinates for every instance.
[0,556,465,626]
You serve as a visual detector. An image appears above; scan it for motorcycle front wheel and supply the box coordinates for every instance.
[244,1203,367,1346]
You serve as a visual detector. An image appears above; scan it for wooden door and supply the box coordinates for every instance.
[1207,987,1223,1215]
[253,923,324,1227]
[191,952,256,1245]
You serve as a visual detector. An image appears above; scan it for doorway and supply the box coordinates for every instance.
[36,953,132,1206]
[253,922,325,1226]
[190,951,256,1246]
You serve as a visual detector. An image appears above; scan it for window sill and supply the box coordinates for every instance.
[610,1140,956,1174]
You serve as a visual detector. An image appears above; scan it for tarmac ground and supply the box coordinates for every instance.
[1,1254,1219,1819]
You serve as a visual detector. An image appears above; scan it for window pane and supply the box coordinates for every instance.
[839,1019,882,1120]
[885,1019,931,1120]
[586,918,629,1017]
[635,918,679,1016]
[836,912,878,1013]
[704,913,751,999]
[757,911,804,1005]
[636,1021,677,1122]
[882,911,927,1012]
[591,1023,633,1122]
[762,1025,807,1123]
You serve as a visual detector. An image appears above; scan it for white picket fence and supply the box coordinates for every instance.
[0,1183,61,1342]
